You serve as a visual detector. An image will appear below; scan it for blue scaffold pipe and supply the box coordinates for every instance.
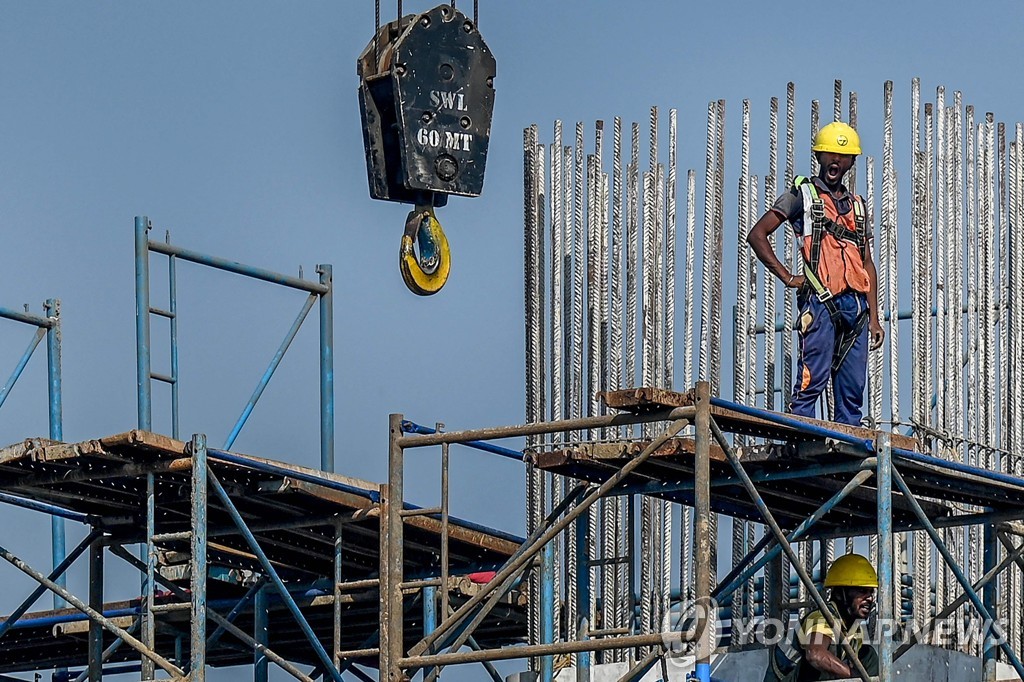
[0,327,46,412]
[208,449,380,502]
[893,447,1024,492]
[0,306,53,328]
[224,292,318,451]
[206,469,342,682]
[45,298,65,609]
[0,493,90,523]
[710,397,1024,493]
[400,421,525,461]
[135,216,153,432]
[0,529,100,639]
[205,580,263,655]
[892,468,1024,680]
[168,237,180,440]
[708,397,875,452]
[56,664,142,681]
[149,240,329,295]
[318,265,334,473]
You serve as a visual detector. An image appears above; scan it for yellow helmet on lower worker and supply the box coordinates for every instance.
[824,553,878,588]
[813,122,861,156]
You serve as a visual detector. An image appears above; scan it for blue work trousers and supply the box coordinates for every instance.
[789,291,869,426]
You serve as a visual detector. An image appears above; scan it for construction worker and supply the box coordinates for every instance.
[764,553,879,681]
[747,122,884,426]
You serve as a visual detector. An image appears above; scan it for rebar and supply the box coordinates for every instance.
[781,82,796,613]
[733,99,751,639]
[966,105,981,619]
[765,97,779,412]
[524,126,546,662]
[833,79,842,123]
[700,102,715,385]
[883,82,900,426]
[608,117,625,654]
[866,153,882,430]
[681,168,696,609]
[848,91,858,193]
[522,82,1024,668]
[710,99,726,591]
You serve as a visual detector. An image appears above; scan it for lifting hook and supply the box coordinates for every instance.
[399,204,451,296]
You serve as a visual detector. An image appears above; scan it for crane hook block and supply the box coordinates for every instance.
[400,205,451,296]
[357,4,496,206]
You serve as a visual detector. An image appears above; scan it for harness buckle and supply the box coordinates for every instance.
[816,288,834,304]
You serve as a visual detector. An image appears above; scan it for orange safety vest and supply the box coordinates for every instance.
[796,178,870,297]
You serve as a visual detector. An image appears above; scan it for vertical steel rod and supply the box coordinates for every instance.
[318,264,334,473]
[135,216,152,431]
[254,585,270,682]
[142,471,156,680]
[167,232,180,440]
[88,538,104,682]
[43,298,66,608]
[385,414,405,682]
[694,382,712,682]
[190,433,208,682]
[878,433,894,679]
[333,522,344,670]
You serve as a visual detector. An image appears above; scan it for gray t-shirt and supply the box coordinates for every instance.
[771,178,855,237]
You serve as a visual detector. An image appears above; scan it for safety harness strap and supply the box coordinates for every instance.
[794,177,869,372]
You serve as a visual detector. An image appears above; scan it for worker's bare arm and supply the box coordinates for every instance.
[747,210,804,289]
[803,633,853,678]
[862,238,885,350]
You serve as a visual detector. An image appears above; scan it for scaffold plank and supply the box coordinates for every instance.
[600,387,921,451]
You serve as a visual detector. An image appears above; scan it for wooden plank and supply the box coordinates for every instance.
[600,387,693,412]
[532,437,725,467]
[601,386,920,452]
[0,438,57,465]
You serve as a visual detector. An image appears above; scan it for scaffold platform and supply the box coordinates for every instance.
[380,383,1024,681]
[0,431,527,676]
[530,387,1024,539]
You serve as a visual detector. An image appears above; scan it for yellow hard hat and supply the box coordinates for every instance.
[812,122,861,156]
[824,553,878,588]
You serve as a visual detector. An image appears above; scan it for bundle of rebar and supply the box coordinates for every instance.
[524,78,1024,668]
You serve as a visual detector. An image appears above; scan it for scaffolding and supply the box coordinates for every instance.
[519,78,1024,681]
[0,223,529,681]
[387,384,1024,682]
[0,299,66,609]
[0,429,526,681]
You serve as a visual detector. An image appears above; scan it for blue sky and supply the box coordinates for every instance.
[2,1,1024,679]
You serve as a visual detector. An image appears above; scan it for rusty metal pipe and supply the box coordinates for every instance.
[408,417,689,658]
[397,406,693,449]
[402,631,689,668]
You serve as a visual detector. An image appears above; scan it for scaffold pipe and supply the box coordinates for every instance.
[401,421,524,460]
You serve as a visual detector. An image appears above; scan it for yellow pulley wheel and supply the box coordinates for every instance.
[399,205,451,296]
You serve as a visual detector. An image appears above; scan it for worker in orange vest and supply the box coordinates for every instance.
[748,122,884,425]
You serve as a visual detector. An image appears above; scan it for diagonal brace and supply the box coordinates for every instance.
[714,467,875,606]
[408,416,691,660]
[894,532,1024,660]
[108,543,315,682]
[0,528,101,640]
[207,468,342,682]
[0,542,183,678]
[891,468,1024,680]
[708,417,873,682]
